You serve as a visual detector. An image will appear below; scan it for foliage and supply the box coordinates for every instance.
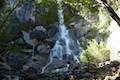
[63,0,99,19]
[36,0,74,25]
[110,0,120,10]
[98,8,110,32]
[80,39,110,65]
[80,7,111,49]
[0,44,26,52]
[36,0,58,25]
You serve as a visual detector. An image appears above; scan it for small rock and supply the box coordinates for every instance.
[37,44,50,54]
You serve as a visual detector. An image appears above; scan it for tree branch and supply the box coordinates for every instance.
[96,0,120,27]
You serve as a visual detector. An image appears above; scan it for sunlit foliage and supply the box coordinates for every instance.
[80,39,110,65]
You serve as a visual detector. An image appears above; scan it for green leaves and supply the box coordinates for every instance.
[80,39,110,64]
[63,0,98,17]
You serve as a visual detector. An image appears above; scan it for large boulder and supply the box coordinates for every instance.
[22,26,48,46]
[30,26,48,41]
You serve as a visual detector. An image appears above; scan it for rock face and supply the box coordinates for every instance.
[107,9,120,62]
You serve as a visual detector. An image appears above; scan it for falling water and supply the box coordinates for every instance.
[6,0,36,56]
[7,0,35,22]
[42,0,82,72]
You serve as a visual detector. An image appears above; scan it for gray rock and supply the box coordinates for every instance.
[22,31,35,46]
[14,38,25,44]
[0,62,11,70]
[47,26,58,38]
[37,44,50,54]
[22,26,48,46]
[42,59,69,72]
[30,26,48,40]
[82,72,92,78]
[22,55,47,72]
[33,26,46,32]
[6,52,29,74]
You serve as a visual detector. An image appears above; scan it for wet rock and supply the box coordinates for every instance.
[21,49,33,53]
[82,72,93,78]
[47,24,58,39]
[22,55,47,72]
[6,52,29,75]
[36,44,50,54]
[69,28,81,41]
[69,18,90,40]
[22,26,48,46]
[22,31,35,46]
[109,61,120,68]
[42,59,69,72]
[14,38,25,44]
[3,76,20,80]
[30,26,48,41]
[0,62,11,80]
[21,67,38,80]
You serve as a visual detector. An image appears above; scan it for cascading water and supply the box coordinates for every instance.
[42,0,82,72]
[7,0,35,22]
[6,0,36,56]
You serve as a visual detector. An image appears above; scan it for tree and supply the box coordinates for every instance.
[96,0,120,26]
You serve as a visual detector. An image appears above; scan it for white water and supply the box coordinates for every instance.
[42,0,82,72]
[8,0,36,56]
[7,0,35,22]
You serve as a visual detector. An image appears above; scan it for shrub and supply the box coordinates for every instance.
[80,39,110,65]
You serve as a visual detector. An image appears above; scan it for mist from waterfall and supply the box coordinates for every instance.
[42,0,82,72]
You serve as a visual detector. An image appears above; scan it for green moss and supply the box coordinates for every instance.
[64,10,73,23]
[36,1,57,25]
[36,0,73,25]
[0,44,26,52]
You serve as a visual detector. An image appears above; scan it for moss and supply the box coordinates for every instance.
[0,44,26,53]
[36,1,58,25]
[64,9,73,23]
[0,33,13,42]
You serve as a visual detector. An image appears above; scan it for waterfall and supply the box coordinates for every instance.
[42,0,82,73]
[7,0,35,22]
[6,0,36,56]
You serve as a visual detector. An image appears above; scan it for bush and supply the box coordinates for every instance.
[80,39,110,65]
